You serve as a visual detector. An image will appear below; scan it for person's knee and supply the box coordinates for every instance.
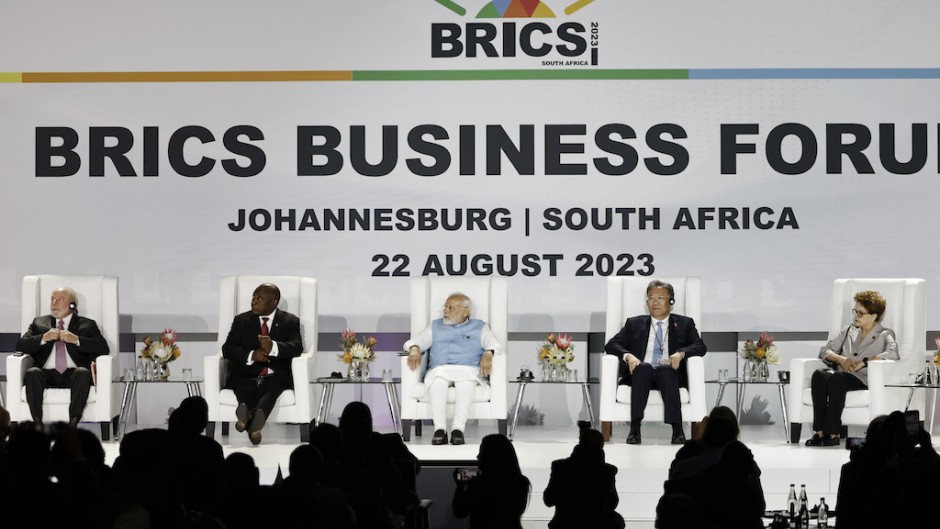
[25,367,43,380]
[74,367,92,382]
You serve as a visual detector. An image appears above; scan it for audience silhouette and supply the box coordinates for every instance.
[544,422,625,529]
[659,407,765,529]
[452,433,531,529]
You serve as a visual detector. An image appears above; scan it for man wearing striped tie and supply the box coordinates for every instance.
[604,280,707,445]
[222,283,303,445]
[16,286,109,429]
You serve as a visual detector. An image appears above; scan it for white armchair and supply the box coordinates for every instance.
[399,276,508,441]
[599,277,707,442]
[5,274,120,440]
[204,275,318,442]
[789,278,926,442]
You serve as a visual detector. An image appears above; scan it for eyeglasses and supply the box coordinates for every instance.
[646,296,669,303]
[851,309,872,317]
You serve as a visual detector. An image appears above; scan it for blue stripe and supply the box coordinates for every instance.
[689,68,940,80]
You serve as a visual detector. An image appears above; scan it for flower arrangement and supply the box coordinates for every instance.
[339,328,377,364]
[141,328,181,364]
[538,333,575,366]
[934,338,940,366]
[740,331,780,365]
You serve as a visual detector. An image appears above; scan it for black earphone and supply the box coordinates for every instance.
[669,297,675,306]
[69,300,78,314]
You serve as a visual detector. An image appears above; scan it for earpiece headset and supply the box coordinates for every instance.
[669,297,675,306]
[69,300,78,314]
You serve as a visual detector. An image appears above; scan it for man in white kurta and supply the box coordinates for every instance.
[404,293,500,445]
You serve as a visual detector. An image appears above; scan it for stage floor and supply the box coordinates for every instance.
[98,420,920,529]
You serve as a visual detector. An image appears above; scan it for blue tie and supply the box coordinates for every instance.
[653,321,664,367]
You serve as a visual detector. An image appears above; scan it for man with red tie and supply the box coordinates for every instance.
[16,287,109,428]
[222,283,303,444]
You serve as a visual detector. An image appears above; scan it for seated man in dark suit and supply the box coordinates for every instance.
[222,283,303,444]
[604,280,706,444]
[16,287,109,428]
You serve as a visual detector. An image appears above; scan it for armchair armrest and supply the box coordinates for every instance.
[488,352,507,411]
[5,353,34,421]
[289,352,316,420]
[204,351,228,421]
[789,358,825,422]
[599,354,620,421]
[686,356,706,420]
[90,354,114,417]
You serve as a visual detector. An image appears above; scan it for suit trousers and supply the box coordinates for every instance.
[628,363,682,424]
[233,374,291,419]
[24,366,93,421]
[810,369,866,435]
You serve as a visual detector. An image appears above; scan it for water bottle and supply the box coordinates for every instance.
[787,483,797,523]
[144,357,155,381]
[817,497,828,528]
[798,484,809,527]
[135,357,145,380]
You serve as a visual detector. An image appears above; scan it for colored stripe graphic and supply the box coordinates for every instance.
[434,0,467,16]
[2,69,940,83]
[565,0,595,15]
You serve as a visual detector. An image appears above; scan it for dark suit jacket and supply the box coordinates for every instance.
[16,315,109,370]
[221,309,303,388]
[604,313,706,387]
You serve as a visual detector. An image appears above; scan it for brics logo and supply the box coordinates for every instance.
[431,0,600,65]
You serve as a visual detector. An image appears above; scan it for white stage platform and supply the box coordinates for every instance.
[91,418,908,529]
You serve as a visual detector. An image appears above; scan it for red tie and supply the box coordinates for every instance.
[55,319,67,373]
[259,317,270,377]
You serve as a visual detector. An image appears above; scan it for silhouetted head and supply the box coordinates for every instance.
[572,426,605,464]
[339,401,373,449]
[477,434,522,477]
[310,422,344,462]
[702,405,739,448]
[168,396,209,435]
[223,452,260,490]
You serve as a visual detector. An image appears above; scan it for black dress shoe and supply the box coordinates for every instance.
[671,431,686,445]
[626,431,642,444]
[805,433,824,447]
[450,430,465,445]
[821,435,840,447]
[235,403,249,433]
[431,429,448,445]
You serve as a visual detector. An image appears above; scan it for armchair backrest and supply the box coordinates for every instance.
[21,274,120,355]
[829,278,925,364]
[410,276,509,349]
[217,275,318,354]
[605,277,702,341]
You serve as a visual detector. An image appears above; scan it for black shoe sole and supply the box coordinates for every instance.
[235,404,249,433]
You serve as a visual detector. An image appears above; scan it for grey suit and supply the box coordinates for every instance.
[811,323,898,436]
[818,323,898,386]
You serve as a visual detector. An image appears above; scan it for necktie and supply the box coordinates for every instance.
[653,321,664,368]
[55,319,67,373]
[259,317,270,377]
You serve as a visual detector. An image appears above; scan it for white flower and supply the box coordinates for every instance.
[765,344,781,365]
[349,342,372,361]
[150,342,172,364]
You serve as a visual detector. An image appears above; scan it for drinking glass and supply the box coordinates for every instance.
[182,368,193,382]
[123,368,135,381]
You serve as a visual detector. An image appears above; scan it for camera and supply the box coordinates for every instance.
[455,468,479,481]
[845,437,866,451]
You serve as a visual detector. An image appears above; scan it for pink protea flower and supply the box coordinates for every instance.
[161,329,178,346]
[555,333,573,350]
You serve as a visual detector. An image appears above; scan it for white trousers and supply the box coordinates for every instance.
[428,377,477,432]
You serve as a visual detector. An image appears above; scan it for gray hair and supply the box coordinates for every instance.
[447,292,473,315]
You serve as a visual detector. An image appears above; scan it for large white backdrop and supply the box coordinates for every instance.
[2,1,939,336]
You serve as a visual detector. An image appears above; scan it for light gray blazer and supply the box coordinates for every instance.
[819,323,899,386]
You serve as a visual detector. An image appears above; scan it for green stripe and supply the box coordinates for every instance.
[353,69,689,81]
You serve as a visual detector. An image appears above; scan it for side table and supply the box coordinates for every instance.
[118,375,203,440]
[508,377,598,440]
[315,377,402,436]
[885,380,938,435]
[706,377,790,442]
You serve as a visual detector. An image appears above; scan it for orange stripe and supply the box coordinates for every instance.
[21,71,352,83]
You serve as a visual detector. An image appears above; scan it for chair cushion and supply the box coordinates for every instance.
[413,383,492,403]
[800,387,869,407]
[615,385,690,405]
[21,387,97,404]
[219,388,296,407]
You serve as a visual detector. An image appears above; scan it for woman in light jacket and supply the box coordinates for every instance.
[805,290,898,447]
